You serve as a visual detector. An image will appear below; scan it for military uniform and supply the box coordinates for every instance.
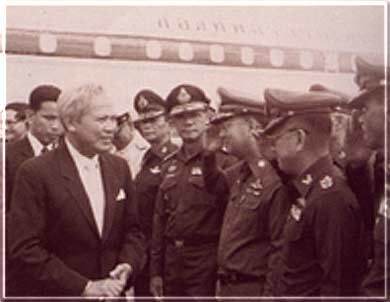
[279,155,366,296]
[263,88,367,297]
[150,144,226,296]
[347,56,389,297]
[205,154,290,296]
[360,155,388,297]
[132,90,179,299]
[200,87,291,297]
[150,84,224,297]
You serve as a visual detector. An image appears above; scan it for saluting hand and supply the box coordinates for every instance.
[203,124,223,153]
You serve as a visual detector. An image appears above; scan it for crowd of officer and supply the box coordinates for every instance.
[3,54,388,301]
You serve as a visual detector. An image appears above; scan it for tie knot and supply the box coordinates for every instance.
[41,146,49,154]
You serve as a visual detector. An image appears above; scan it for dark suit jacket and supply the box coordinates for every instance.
[6,141,146,297]
[5,136,34,212]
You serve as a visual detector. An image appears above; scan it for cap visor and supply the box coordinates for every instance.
[263,117,288,135]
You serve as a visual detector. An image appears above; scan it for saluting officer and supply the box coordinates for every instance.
[149,84,226,298]
[347,55,389,297]
[202,87,291,297]
[263,88,367,297]
[132,89,178,299]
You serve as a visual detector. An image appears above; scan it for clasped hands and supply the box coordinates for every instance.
[82,263,132,297]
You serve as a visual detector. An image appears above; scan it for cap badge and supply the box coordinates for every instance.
[161,146,168,154]
[290,204,302,221]
[138,96,149,109]
[320,175,333,189]
[150,165,161,174]
[191,166,202,176]
[302,174,313,185]
[177,88,192,103]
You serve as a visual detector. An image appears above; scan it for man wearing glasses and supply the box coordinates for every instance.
[263,88,367,297]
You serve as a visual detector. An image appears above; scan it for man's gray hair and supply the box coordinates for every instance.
[57,83,105,129]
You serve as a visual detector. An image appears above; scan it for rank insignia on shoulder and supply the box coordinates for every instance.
[168,165,177,173]
[301,174,313,185]
[320,175,333,189]
[290,204,302,221]
[150,165,161,174]
[191,166,202,176]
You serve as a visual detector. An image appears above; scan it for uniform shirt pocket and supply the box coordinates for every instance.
[188,175,217,207]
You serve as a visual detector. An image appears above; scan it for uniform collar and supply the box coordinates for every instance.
[293,155,334,198]
[176,142,203,163]
[240,157,280,187]
[151,140,177,160]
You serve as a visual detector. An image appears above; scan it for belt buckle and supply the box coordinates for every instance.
[174,240,184,247]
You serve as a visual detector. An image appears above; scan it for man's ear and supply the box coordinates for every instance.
[295,129,307,152]
[64,117,76,132]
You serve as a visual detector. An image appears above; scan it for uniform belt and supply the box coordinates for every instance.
[218,272,259,285]
[166,236,218,247]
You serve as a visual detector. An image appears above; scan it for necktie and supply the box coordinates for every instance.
[41,146,49,154]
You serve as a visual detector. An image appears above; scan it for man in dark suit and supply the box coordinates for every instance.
[6,83,145,298]
[5,84,63,212]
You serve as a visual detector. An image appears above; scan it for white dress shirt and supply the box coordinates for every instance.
[65,138,105,236]
[114,132,149,178]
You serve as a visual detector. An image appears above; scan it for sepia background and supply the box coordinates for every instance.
[6,5,385,116]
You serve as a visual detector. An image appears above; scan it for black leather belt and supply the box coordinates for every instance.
[166,236,218,247]
[219,272,260,285]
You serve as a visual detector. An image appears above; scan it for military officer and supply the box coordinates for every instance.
[347,55,388,297]
[202,87,291,297]
[132,89,178,299]
[149,84,226,298]
[263,88,367,297]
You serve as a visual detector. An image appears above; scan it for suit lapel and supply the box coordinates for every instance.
[19,136,35,160]
[58,143,100,238]
[100,155,120,243]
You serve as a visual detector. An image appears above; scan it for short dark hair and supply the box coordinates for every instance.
[5,102,30,120]
[29,85,61,112]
